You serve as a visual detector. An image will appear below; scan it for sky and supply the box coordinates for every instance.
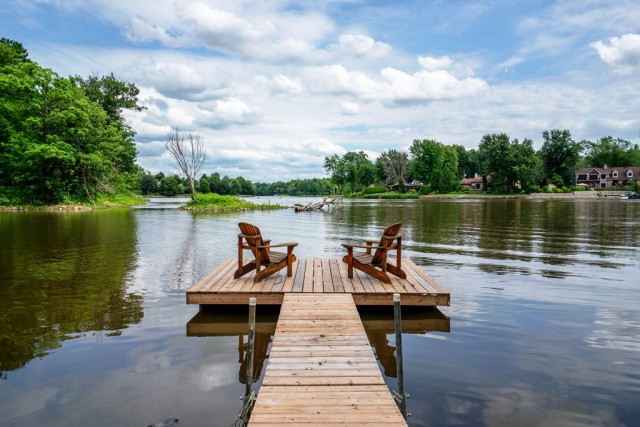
[3,0,640,182]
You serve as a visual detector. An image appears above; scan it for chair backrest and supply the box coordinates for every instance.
[372,223,402,265]
[238,222,270,263]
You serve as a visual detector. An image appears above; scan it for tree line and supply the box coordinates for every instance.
[325,131,640,194]
[138,170,334,197]
[0,38,144,205]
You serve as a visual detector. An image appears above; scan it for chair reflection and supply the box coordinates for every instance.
[186,305,450,382]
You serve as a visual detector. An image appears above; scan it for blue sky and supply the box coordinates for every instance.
[3,0,640,182]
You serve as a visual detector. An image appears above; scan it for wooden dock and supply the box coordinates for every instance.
[248,293,408,426]
[187,257,449,307]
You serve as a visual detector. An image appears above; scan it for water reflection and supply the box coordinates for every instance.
[2,198,639,426]
[0,210,143,374]
[185,305,450,385]
[376,199,640,278]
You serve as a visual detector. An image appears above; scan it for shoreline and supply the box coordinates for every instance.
[421,191,632,200]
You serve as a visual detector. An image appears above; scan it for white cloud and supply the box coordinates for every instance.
[340,101,360,115]
[268,74,304,96]
[178,3,260,51]
[302,64,383,99]
[124,16,188,47]
[591,33,640,73]
[337,34,391,58]
[418,55,454,71]
[380,67,489,105]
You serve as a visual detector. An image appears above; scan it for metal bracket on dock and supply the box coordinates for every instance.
[236,297,257,427]
[393,293,410,419]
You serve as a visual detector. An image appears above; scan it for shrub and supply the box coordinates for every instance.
[377,192,419,199]
[419,185,432,195]
[363,186,386,194]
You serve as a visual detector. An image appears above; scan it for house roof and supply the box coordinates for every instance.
[574,166,640,176]
[460,176,483,185]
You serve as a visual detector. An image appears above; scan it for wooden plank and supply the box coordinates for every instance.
[313,258,324,293]
[302,259,314,293]
[356,268,377,293]
[322,258,333,292]
[202,259,237,292]
[329,258,345,293]
[249,293,406,426]
[406,258,449,294]
[291,258,306,293]
[188,258,233,292]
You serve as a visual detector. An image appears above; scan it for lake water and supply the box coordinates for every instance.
[1,197,639,426]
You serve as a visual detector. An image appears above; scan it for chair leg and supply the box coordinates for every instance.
[286,246,294,277]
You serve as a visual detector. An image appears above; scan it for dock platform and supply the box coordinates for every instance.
[248,293,407,426]
[187,257,449,306]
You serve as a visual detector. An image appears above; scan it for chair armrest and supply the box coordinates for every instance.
[365,239,379,244]
[260,242,298,248]
[342,243,387,249]
[342,243,400,250]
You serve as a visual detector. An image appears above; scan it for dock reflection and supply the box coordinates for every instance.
[186,304,450,382]
[359,306,450,377]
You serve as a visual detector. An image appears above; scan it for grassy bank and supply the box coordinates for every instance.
[0,193,147,210]
[182,193,286,210]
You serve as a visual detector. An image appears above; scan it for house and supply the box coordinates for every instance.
[572,166,640,188]
[386,180,423,192]
[460,176,484,190]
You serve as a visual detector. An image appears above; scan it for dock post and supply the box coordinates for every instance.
[393,293,408,418]
[245,297,256,402]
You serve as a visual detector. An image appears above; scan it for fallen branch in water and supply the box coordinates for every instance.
[293,196,342,212]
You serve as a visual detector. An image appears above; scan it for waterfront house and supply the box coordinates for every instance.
[460,176,484,190]
[572,166,640,188]
[387,180,423,192]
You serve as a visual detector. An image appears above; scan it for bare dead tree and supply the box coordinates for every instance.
[165,129,206,200]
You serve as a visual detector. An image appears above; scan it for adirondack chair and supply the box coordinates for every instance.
[342,223,407,284]
[234,222,298,283]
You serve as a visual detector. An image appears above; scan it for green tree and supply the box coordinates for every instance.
[73,73,145,125]
[324,151,375,193]
[581,136,639,167]
[454,145,479,179]
[139,171,157,195]
[478,133,517,192]
[478,134,541,192]
[199,175,210,193]
[324,154,347,192]
[159,175,183,196]
[208,172,221,194]
[438,146,459,193]
[511,138,542,192]
[0,38,143,205]
[409,139,459,193]
[409,139,444,187]
[539,129,582,185]
[0,38,29,67]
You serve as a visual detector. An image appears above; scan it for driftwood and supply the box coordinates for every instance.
[293,196,342,212]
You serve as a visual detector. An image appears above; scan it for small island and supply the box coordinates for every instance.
[181,193,285,211]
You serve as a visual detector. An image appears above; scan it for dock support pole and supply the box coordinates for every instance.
[393,293,408,418]
[245,297,256,402]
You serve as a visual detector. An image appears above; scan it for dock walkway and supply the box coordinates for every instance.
[187,257,449,307]
[248,293,407,426]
